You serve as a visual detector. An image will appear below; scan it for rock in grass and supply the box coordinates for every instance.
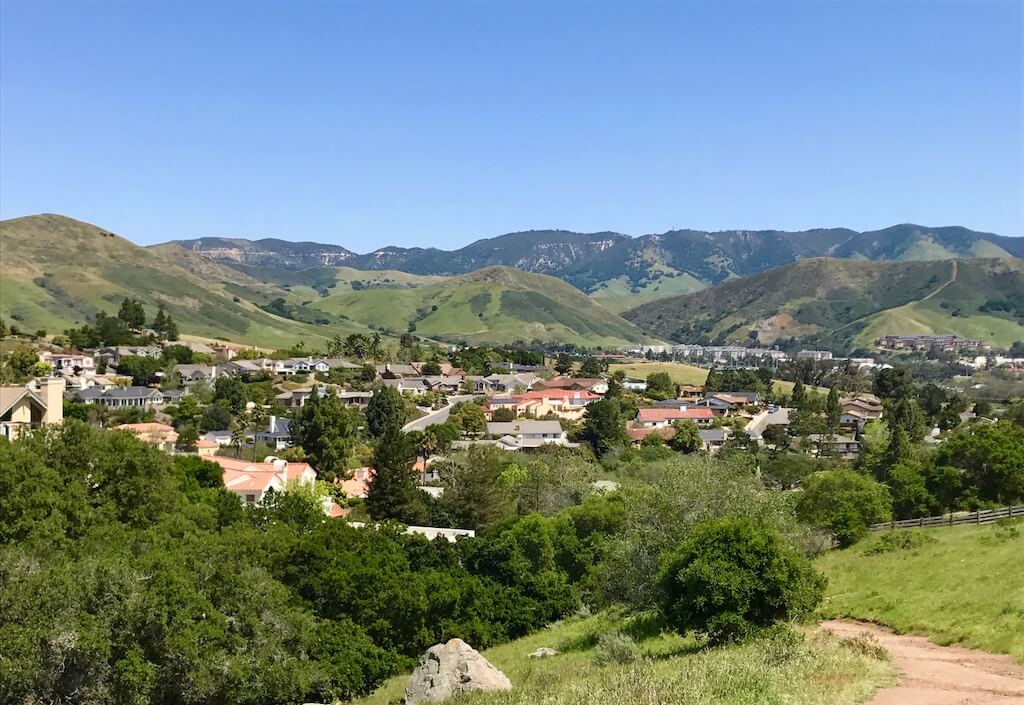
[528,647,559,658]
[404,638,512,704]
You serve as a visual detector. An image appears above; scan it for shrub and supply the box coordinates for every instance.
[861,530,936,555]
[656,517,825,646]
[796,470,892,547]
[592,631,641,665]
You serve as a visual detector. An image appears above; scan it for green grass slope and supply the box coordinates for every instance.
[355,611,893,705]
[816,523,1024,662]
[316,265,657,347]
[623,257,1024,351]
[0,214,373,348]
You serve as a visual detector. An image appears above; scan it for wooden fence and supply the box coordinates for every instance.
[869,505,1024,532]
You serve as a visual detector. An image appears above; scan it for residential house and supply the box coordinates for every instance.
[195,439,219,457]
[380,377,428,394]
[202,429,234,446]
[175,364,220,385]
[377,363,420,378]
[76,386,165,408]
[423,376,464,394]
[0,378,64,440]
[805,434,861,459]
[678,385,705,403]
[621,377,647,392]
[288,357,331,374]
[697,393,759,417]
[474,373,542,395]
[635,407,715,428]
[485,420,568,448]
[274,386,328,408]
[538,376,609,395]
[338,390,373,408]
[501,389,599,421]
[698,428,731,454]
[161,389,189,404]
[115,422,178,452]
[40,351,95,374]
[337,467,372,499]
[255,415,291,450]
[324,358,361,369]
[208,455,318,506]
[626,426,675,446]
[220,359,264,377]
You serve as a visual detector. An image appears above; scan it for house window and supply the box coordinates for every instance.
[245,494,256,504]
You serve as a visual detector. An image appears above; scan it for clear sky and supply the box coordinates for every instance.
[1,1,1021,248]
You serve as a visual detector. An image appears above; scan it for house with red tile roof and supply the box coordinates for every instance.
[115,422,178,452]
[486,389,600,421]
[206,455,319,507]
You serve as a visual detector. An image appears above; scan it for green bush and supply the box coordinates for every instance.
[656,517,826,645]
[861,530,936,556]
[796,470,892,547]
[592,631,642,665]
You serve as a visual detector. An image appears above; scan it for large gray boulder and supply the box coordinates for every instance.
[404,638,512,704]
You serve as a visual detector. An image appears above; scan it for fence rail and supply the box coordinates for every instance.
[869,505,1024,532]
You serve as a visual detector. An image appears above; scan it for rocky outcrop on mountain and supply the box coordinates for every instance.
[404,638,512,704]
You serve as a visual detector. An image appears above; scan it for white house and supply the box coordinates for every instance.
[485,420,568,448]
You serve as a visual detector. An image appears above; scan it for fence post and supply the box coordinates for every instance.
[977,509,981,525]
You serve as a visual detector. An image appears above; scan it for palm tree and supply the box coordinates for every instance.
[230,421,245,458]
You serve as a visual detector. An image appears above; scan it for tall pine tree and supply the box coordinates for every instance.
[365,428,429,524]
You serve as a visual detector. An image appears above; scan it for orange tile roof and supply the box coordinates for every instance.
[207,455,315,482]
[637,408,715,422]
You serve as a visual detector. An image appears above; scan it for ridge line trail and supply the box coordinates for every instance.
[822,620,1024,704]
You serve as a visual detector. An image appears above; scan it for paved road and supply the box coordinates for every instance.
[822,620,1024,705]
[402,395,476,432]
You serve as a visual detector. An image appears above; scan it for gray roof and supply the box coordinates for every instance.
[699,429,730,442]
[487,420,564,436]
[102,386,164,399]
[260,416,291,437]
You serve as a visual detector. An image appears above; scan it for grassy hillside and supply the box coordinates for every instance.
[816,523,1024,662]
[607,361,825,395]
[623,258,1024,351]
[0,214,374,348]
[315,265,656,347]
[354,611,893,705]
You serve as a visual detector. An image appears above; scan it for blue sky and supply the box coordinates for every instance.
[1,1,1021,248]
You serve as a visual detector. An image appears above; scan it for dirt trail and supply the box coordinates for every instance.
[823,620,1024,704]
[922,258,958,300]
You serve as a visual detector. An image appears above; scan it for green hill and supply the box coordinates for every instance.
[0,214,374,348]
[354,611,892,705]
[314,265,656,347]
[623,258,1024,351]
[816,524,1024,662]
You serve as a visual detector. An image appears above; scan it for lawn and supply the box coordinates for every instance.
[608,362,826,396]
[815,522,1024,663]
[354,612,893,705]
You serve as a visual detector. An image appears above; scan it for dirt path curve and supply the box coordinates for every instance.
[922,258,958,300]
[822,620,1024,704]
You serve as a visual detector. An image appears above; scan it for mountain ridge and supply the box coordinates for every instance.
[166,223,1022,311]
[621,256,1024,351]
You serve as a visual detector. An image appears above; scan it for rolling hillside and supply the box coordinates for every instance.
[171,223,1022,311]
[622,257,1024,351]
[313,265,656,347]
[0,214,375,348]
